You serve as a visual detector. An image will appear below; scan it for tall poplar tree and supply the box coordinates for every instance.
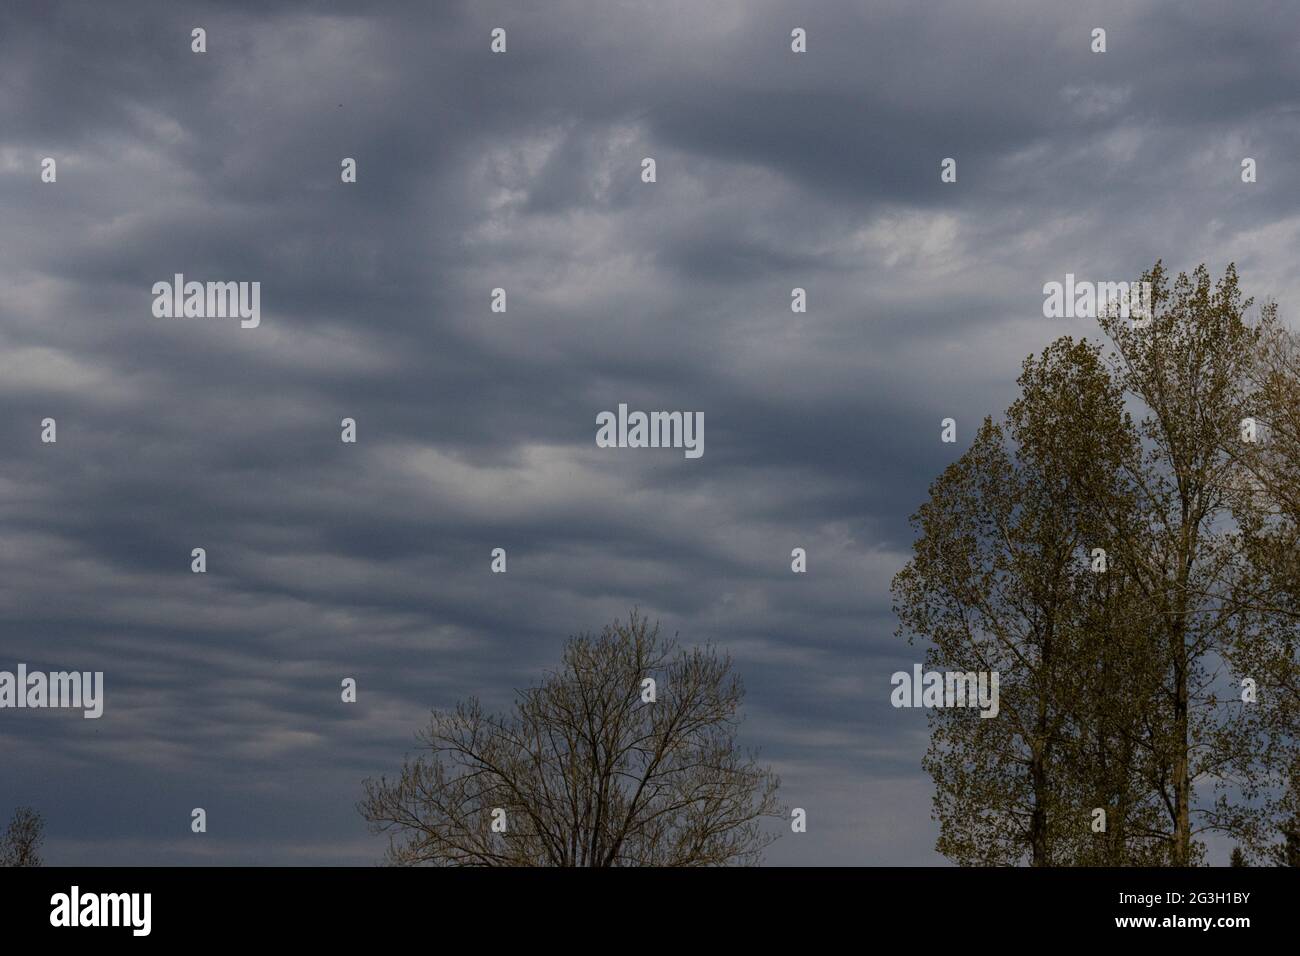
[896,263,1286,866]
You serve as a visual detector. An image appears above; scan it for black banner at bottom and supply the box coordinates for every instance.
[0,866,1286,941]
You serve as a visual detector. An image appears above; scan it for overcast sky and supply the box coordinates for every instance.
[2,0,1299,865]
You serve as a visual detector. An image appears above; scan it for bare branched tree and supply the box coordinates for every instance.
[0,807,45,867]
[359,611,781,866]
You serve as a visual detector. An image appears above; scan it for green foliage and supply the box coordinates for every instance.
[894,262,1295,867]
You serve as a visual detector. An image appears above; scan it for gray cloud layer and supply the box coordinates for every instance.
[2,0,1298,864]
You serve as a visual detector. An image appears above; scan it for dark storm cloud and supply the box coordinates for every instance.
[1,0,1297,864]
